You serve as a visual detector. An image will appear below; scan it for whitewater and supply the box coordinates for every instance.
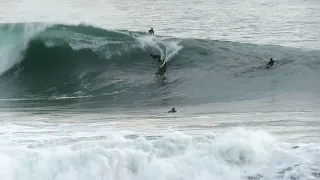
[0,0,320,180]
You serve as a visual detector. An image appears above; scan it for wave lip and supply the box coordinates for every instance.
[0,23,50,76]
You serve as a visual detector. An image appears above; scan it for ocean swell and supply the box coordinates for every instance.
[0,23,319,109]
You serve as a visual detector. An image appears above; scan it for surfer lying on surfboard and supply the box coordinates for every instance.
[150,54,167,76]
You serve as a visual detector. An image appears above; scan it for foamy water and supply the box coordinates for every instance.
[1,114,320,180]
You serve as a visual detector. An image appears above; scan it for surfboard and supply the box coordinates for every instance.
[160,61,166,68]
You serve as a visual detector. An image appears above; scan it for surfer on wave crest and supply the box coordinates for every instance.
[148,28,154,35]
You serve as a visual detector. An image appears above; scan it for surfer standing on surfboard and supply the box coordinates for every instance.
[150,54,167,76]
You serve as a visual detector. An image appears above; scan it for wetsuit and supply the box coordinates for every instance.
[267,58,275,68]
[168,108,177,113]
[151,54,167,76]
[150,54,161,62]
[156,61,167,76]
[148,28,154,34]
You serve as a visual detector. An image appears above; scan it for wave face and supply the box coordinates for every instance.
[0,23,320,109]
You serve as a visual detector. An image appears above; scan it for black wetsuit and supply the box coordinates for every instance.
[156,61,167,76]
[168,108,177,113]
[150,54,161,62]
[148,28,154,34]
[267,59,275,68]
[151,54,167,76]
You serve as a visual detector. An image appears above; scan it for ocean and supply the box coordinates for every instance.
[0,0,320,179]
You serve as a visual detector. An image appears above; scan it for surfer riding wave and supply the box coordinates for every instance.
[150,54,167,76]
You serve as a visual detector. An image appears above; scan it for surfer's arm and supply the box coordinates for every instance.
[150,54,161,61]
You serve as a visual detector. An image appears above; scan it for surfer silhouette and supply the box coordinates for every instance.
[266,58,276,68]
[150,54,161,62]
[150,54,167,76]
[148,28,154,35]
[168,107,177,113]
